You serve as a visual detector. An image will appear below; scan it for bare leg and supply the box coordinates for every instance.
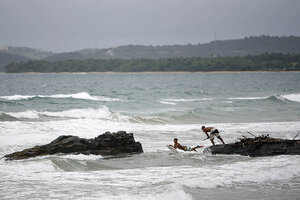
[191,145,204,151]
[210,139,215,146]
[218,136,225,144]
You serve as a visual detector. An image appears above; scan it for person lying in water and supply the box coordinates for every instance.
[169,138,204,152]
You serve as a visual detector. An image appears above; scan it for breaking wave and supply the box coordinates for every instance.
[282,93,300,103]
[158,94,300,105]
[0,107,170,124]
[1,106,113,121]
[0,113,19,121]
[0,92,121,102]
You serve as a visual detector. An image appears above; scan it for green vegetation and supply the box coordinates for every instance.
[0,52,29,72]
[46,35,300,61]
[0,46,53,71]
[3,46,53,60]
[3,36,300,72]
[5,53,300,73]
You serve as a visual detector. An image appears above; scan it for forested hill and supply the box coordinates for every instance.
[2,35,300,72]
[44,35,300,61]
[5,53,300,73]
[1,46,53,60]
[0,52,29,72]
[0,46,53,71]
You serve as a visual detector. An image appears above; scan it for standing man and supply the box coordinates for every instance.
[201,126,225,146]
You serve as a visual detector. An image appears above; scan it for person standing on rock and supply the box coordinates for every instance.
[201,126,225,146]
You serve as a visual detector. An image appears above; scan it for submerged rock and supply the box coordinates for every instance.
[4,131,143,160]
[204,135,300,157]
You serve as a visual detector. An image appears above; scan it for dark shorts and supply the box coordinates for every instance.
[210,129,220,140]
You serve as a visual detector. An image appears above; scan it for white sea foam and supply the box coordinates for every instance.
[1,119,300,199]
[157,100,177,105]
[226,96,267,100]
[1,95,35,100]
[182,155,300,189]
[161,98,213,102]
[158,95,300,105]
[159,97,266,104]
[282,93,300,103]
[0,92,121,102]
[59,154,103,160]
[3,106,114,120]
[44,92,120,101]
[7,110,40,119]
[40,107,112,119]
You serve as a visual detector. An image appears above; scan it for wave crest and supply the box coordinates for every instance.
[158,94,300,105]
[282,94,300,103]
[0,92,121,102]
[1,106,113,121]
[40,107,112,119]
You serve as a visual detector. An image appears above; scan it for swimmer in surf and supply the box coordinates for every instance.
[169,138,204,151]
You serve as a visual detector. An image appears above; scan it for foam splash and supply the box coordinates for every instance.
[282,93,300,103]
[0,92,121,102]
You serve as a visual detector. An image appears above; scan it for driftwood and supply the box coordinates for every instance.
[293,133,299,140]
[247,131,257,138]
[204,134,300,157]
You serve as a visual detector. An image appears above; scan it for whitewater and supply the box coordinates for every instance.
[1,72,300,200]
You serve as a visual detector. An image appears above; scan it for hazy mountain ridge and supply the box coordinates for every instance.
[1,35,300,72]
[5,53,300,73]
[0,46,53,59]
[0,52,29,71]
[45,35,300,61]
[0,46,54,71]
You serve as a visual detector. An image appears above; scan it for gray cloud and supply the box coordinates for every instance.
[1,0,300,52]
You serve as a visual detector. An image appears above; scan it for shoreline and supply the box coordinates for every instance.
[1,70,300,74]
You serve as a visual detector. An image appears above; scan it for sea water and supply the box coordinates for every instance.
[0,72,300,200]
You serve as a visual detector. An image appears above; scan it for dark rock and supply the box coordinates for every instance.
[4,131,143,160]
[204,135,300,157]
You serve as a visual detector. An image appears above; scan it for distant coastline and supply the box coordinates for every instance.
[2,36,300,73]
[2,70,300,74]
[4,53,300,73]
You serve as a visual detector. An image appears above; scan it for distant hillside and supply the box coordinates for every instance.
[43,35,300,61]
[0,46,53,60]
[0,46,54,71]
[43,52,88,61]
[0,52,29,72]
[5,53,300,73]
[2,35,300,70]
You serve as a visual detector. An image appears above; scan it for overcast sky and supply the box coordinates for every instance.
[1,0,300,52]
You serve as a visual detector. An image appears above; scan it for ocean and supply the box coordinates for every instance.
[0,72,300,200]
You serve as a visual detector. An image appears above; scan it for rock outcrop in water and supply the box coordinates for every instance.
[204,135,300,157]
[4,131,143,160]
